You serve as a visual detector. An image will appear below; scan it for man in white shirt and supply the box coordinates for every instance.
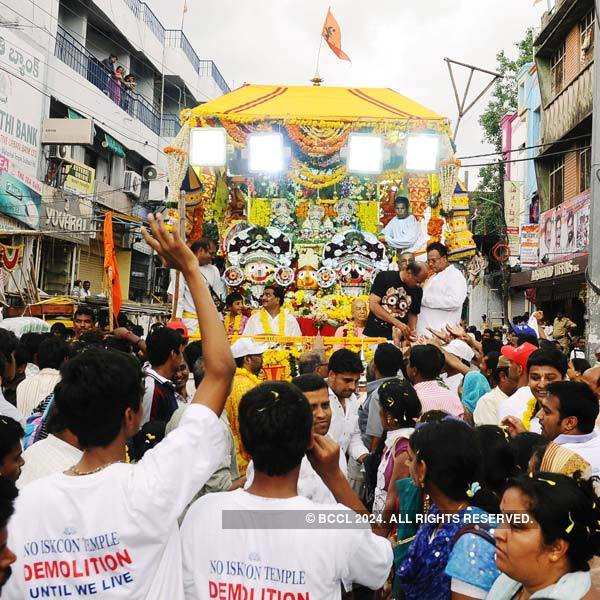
[381,196,427,252]
[500,346,567,436]
[327,349,369,493]
[181,380,392,600]
[168,238,226,337]
[243,285,302,338]
[416,242,468,336]
[537,381,600,476]
[474,355,520,426]
[3,214,236,600]
[17,402,82,488]
[16,337,67,418]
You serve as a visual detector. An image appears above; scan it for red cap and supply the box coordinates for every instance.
[166,319,189,340]
[501,342,537,370]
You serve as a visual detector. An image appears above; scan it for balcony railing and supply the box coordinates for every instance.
[123,0,141,18]
[55,25,161,135]
[161,114,180,138]
[165,30,230,95]
[141,4,165,45]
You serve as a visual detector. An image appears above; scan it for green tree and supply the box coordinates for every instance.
[472,29,534,236]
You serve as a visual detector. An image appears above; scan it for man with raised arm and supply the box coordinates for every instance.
[3,214,235,600]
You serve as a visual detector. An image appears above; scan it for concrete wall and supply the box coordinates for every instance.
[468,281,504,327]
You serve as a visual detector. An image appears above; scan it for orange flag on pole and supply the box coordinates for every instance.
[322,8,351,62]
[103,211,122,320]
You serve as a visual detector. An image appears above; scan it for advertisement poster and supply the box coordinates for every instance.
[0,171,40,228]
[520,224,540,267]
[539,191,590,263]
[504,181,522,229]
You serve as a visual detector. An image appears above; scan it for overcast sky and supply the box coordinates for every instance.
[152,0,547,188]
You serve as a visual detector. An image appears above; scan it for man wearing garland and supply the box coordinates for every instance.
[243,285,302,338]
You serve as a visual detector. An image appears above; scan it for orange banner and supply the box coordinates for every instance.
[322,8,351,62]
[103,211,122,318]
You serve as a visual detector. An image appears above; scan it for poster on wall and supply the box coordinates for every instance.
[520,224,539,267]
[504,181,523,229]
[539,191,590,263]
[0,171,40,228]
[0,29,45,224]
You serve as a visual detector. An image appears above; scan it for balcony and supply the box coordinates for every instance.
[55,25,161,135]
[165,30,230,95]
[161,113,180,138]
[541,61,593,144]
[122,0,165,44]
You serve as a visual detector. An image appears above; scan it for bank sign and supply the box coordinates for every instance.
[40,189,92,244]
[0,30,45,227]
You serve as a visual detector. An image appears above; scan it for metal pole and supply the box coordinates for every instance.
[585,1,600,354]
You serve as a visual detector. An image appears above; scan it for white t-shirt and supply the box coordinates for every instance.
[3,404,225,600]
[416,265,468,335]
[168,265,226,317]
[244,446,348,505]
[0,390,25,427]
[181,489,393,600]
[17,434,83,489]
[328,390,369,461]
[497,386,542,434]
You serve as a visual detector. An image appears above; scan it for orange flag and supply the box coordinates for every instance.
[103,211,122,319]
[322,8,351,62]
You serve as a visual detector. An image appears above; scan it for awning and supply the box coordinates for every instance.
[68,108,85,120]
[102,133,126,158]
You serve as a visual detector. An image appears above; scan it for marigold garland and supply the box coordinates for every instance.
[287,124,350,157]
[289,160,347,190]
[356,201,380,234]
[248,198,272,227]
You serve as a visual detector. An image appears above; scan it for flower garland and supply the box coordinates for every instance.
[289,160,347,190]
[287,124,350,157]
[522,395,538,431]
[224,314,243,336]
[248,198,272,227]
[259,309,286,335]
[356,201,380,234]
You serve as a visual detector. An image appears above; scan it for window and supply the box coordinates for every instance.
[549,157,564,207]
[581,10,595,61]
[551,43,565,94]
[579,140,592,192]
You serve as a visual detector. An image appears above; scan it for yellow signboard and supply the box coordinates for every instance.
[63,161,95,196]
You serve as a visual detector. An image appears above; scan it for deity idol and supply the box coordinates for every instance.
[381,195,427,252]
[271,198,295,231]
[302,202,325,239]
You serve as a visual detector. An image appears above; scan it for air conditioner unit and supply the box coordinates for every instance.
[48,144,73,160]
[123,170,143,199]
[148,179,169,203]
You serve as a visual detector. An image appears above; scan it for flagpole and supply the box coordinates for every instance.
[314,36,324,79]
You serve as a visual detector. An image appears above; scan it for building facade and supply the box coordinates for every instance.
[509,0,593,333]
[0,0,228,311]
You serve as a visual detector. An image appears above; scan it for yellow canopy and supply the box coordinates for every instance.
[187,84,449,130]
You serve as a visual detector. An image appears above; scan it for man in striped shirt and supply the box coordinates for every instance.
[406,344,464,418]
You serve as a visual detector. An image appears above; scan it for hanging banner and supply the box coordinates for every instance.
[539,191,590,263]
[0,171,40,228]
[504,181,522,229]
[63,161,95,196]
[520,224,540,267]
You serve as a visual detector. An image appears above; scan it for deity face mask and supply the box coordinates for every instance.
[296,267,319,290]
[339,262,368,285]
[245,261,275,284]
[381,287,412,319]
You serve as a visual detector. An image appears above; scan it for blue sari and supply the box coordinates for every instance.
[396,505,499,599]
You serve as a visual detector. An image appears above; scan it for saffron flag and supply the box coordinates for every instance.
[322,8,351,62]
[103,211,122,319]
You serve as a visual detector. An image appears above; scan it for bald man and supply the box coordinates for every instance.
[364,260,428,341]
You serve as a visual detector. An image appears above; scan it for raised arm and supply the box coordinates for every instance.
[143,215,235,416]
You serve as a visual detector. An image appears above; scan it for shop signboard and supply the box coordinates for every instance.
[504,182,523,257]
[519,224,539,267]
[539,191,590,264]
[0,171,40,228]
[530,258,582,282]
[40,188,92,244]
[0,30,45,196]
[63,161,95,196]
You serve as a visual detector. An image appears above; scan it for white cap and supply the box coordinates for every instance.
[231,338,270,359]
[443,339,475,363]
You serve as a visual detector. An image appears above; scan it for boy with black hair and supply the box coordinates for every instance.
[181,381,392,598]
[3,214,235,599]
[0,418,23,482]
[142,327,185,425]
[224,292,247,336]
[362,343,405,450]
[16,337,68,417]
[0,476,17,593]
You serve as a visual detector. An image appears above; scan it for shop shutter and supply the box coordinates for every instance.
[77,249,104,295]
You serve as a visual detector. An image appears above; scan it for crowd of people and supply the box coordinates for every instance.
[0,215,598,599]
